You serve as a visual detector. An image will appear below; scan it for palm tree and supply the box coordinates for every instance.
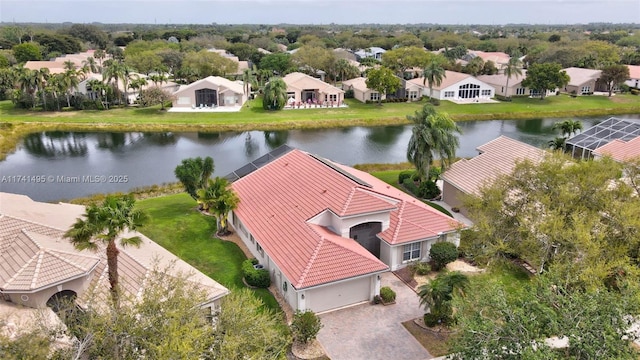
[418,271,469,325]
[241,68,256,97]
[65,195,148,306]
[35,68,50,110]
[406,104,461,181]
[63,60,76,71]
[60,69,80,108]
[87,79,110,109]
[502,55,523,99]
[548,137,566,151]
[553,120,583,138]
[422,59,445,100]
[94,49,106,68]
[103,61,133,106]
[197,177,240,236]
[262,77,288,110]
[82,56,99,75]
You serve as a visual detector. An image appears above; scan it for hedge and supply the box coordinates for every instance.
[380,286,396,303]
[241,259,271,288]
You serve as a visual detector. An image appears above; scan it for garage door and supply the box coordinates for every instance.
[306,277,371,313]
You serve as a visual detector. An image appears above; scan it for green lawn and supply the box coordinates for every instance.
[135,193,280,311]
[370,169,453,217]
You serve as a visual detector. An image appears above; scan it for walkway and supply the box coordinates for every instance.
[317,272,431,360]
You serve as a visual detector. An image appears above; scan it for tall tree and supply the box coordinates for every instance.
[381,46,430,76]
[65,195,149,306]
[241,67,255,96]
[422,58,446,100]
[262,77,288,110]
[174,156,215,200]
[502,55,523,98]
[600,64,630,97]
[60,68,80,108]
[291,45,335,75]
[521,63,569,100]
[464,153,640,284]
[82,56,99,75]
[365,66,401,105]
[406,104,461,181]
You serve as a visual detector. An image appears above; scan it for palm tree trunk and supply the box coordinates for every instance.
[106,240,120,307]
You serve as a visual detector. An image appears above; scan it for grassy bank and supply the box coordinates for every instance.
[1,94,638,160]
[135,193,281,312]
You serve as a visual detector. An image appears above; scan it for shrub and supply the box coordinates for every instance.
[418,180,441,199]
[402,178,420,197]
[398,170,414,184]
[241,259,271,288]
[495,94,512,102]
[429,98,440,106]
[379,286,396,303]
[630,89,640,95]
[429,242,458,271]
[411,261,431,276]
[291,310,322,344]
[424,313,440,327]
[344,89,354,99]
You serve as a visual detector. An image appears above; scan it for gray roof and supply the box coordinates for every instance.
[566,117,640,152]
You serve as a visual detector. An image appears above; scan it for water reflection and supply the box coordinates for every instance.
[264,131,289,149]
[366,125,405,145]
[24,132,88,158]
[515,119,556,134]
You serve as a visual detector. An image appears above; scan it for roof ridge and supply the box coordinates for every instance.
[2,214,69,234]
[391,202,406,242]
[4,253,39,289]
[297,229,325,286]
[30,251,45,290]
[46,248,98,272]
[340,188,357,216]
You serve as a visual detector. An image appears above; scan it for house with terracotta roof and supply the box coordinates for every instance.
[625,65,640,89]
[477,70,536,97]
[593,135,640,163]
[464,50,511,67]
[0,192,228,313]
[342,76,424,103]
[441,136,546,217]
[408,70,494,101]
[283,72,345,106]
[171,76,246,110]
[227,147,463,313]
[78,73,179,105]
[562,67,607,95]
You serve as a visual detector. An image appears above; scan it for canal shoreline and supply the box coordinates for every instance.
[2,105,640,161]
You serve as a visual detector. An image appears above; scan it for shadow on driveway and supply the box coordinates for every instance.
[317,272,432,360]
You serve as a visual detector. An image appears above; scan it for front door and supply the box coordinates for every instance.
[349,222,382,258]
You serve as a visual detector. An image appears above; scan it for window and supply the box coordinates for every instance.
[481,89,491,96]
[516,88,526,95]
[457,83,480,98]
[250,235,255,244]
[403,243,421,262]
[444,91,455,98]
[329,94,337,101]
[408,90,418,99]
[256,242,264,257]
[581,86,591,94]
[529,89,541,97]
[370,92,380,101]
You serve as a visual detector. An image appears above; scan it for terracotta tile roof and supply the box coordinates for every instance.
[0,193,228,305]
[477,70,527,87]
[283,72,344,94]
[468,50,511,65]
[563,67,602,87]
[592,135,640,162]
[628,65,640,80]
[231,149,462,289]
[408,71,473,90]
[441,136,546,196]
[174,75,244,96]
[341,77,369,92]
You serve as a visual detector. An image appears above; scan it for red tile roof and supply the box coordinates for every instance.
[231,149,462,289]
[441,136,546,196]
[592,135,640,162]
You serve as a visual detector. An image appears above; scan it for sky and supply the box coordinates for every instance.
[1,0,639,25]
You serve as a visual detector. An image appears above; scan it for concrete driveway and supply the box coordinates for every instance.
[317,272,431,360]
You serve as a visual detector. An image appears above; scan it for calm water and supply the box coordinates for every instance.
[1,115,638,202]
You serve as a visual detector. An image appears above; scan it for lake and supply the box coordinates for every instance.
[1,115,638,202]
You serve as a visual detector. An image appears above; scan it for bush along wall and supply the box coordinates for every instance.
[241,259,271,288]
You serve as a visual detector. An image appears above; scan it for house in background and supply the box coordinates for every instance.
[477,70,530,97]
[441,136,546,217]
[78,73,179,104]
[563,67,606,95]
[408,70,494,101]
[207,48,250,76]
[625,65,640,89]
[592,135,640,163]
[354,47,386,61]
[227,146,463,313]
[464,50,511,68]
[342,77,384,103]
[0,192,229,313]
[171,76,247,110]
[282,72,345,106]
[566,117,640,159]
